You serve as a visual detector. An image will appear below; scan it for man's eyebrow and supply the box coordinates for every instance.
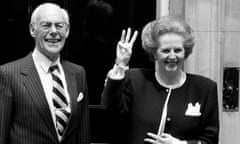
[55,22,66,25]
[39,21,50,24]
[40,21,66,24]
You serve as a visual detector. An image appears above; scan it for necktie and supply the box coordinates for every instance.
[49,65,71,137]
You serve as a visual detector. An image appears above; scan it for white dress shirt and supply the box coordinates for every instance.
[32,48,71,139]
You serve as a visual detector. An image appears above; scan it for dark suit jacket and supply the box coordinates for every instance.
[0,53,90,144]
[101,68,219,144]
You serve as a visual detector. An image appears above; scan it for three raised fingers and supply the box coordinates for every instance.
[120,28,138,44]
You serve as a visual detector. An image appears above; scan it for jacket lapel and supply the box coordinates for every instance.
[61,62,79,138]
[21,54,58,141]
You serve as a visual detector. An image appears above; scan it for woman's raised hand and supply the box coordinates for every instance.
[115,28,138,66]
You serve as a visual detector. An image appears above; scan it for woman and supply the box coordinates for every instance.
[101,16,219,144]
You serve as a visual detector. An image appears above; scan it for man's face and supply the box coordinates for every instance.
[31,6,69,60]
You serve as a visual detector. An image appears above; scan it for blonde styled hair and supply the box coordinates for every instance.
[141,16,194,61]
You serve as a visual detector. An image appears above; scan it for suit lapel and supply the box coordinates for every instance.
[61,62,79,138]
[21,54,58,140]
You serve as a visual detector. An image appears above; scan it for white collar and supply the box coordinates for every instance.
[155,71,186,89]
[32,48,61,73]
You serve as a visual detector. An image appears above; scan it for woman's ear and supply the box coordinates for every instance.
[152,51,157,61]
[29,23,36,37]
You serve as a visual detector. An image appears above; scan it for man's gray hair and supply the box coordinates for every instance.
[30,3,70,24]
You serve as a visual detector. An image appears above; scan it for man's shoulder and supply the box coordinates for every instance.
[1,54,32,71]
[62,60,85,72]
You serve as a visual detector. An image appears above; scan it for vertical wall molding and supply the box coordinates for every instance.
[156,0,169,18]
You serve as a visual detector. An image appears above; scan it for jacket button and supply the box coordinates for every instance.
[167,117,171,121]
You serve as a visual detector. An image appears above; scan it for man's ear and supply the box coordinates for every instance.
[29,23,36,37]
[65,24,70,38]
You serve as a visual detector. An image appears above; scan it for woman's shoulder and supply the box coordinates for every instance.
[186,73,217,87]
[125,68,155,84]
[128,68,154,76]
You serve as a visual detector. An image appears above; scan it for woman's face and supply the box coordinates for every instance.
[155,33,185,72]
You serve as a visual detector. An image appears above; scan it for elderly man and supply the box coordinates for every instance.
[0,3,90,144]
